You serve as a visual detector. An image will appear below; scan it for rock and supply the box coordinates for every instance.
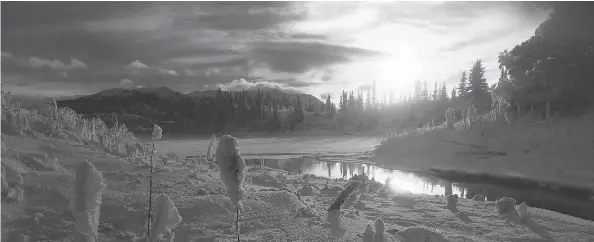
[472,194,484,201]
[299,184,319,196]
[252,173,283,188]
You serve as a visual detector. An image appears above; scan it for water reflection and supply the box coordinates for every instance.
[244,156,594,221]
[245,156,458,196]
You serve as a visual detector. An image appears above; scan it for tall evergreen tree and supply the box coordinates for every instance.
[439,82,448,102]
[451,88,457,101]
[468,59,491,111]
[343,91,349,111]
[458,71,468,99]
[325,94,332,110]
[421,81,429,101]
[348,91,355,111]
[432,81,439,101]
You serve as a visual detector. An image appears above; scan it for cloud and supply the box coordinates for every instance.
[249,41,387,73]
[217,78,301,94]
[126,60,178,76]
[172,2,304,31]
[157,69,178,76]
[24,56,88,71]
[120,78,134,86]
[127,60,149,69]
[1,51,13,59]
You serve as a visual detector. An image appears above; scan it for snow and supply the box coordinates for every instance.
[375,114,594,190]
[2,116,594,241]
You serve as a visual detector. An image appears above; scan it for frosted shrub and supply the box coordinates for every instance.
[446,194,458,209]
[362,224,374,242]
[206,134,216,162]
[146,124,162,238]
[72,160,105,242]
[496,197,516,214]
[517,201,528,223]
[149,193,182,242]
[215,135,246,241]
[374,218,385,242]
[445,108,455,129]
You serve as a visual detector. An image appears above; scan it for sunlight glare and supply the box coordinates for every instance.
[353,28,423,96]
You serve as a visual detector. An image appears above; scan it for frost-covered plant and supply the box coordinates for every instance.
[147,124,162,238]
[374,218,385,242]
[362,224,374,242]
[446,194,458,209]
[149,193,182,242]
[517,201,528,223]
[445,108,455,129]
[496,197,516,214]
[215,135,246,242]
[206,134,216,162]
[72,160,105,242]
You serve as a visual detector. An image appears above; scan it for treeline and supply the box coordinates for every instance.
[332,59,492,130]
[59,88,313,134]
[495,3,594,118]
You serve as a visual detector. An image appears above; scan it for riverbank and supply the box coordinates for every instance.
[374,113,594,191]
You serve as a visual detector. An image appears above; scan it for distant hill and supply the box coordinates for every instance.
[57,86,326,134]
[187,88,324,108]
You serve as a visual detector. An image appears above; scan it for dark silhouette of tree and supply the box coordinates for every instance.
[451,88,457,101]
[468,59,491,112]
[457,71,468,99]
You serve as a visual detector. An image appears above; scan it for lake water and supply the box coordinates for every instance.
[244,156,594,221]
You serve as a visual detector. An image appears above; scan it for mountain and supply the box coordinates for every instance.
[56,86,326,134]
[187,88,324,108]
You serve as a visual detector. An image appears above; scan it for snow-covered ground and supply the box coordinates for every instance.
[3,132,594,241]
[154,136,385,158]
[374,115,594,191]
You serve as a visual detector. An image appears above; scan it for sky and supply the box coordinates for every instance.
[1,1,551,102]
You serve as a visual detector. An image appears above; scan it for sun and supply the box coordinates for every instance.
[374,45,423,96]
[351,29,424,97]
